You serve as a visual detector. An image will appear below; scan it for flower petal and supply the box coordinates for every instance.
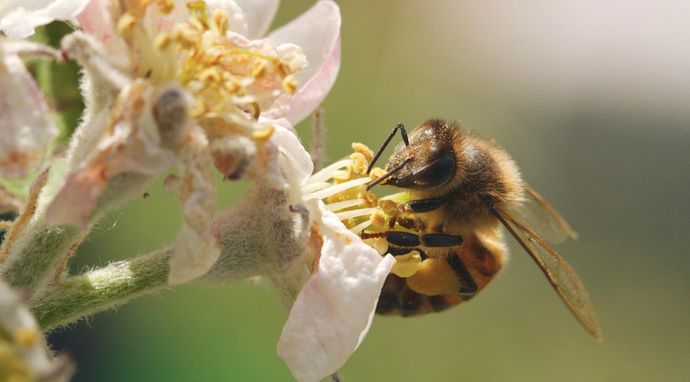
[0,51,57,178]
[266,0,341,124]
[234,0,279,38]
[277,202,394,382]
[75,0,117,45]
[169,127,221,284]
[268,118,313,186]
[0,280,73,380]
[0,0,91,39]
[46,81,175,227]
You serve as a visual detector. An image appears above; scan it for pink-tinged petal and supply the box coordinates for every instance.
[277,202,394,382]
[43,163,107,227]
[267,118,313,186]
[0,0,90,38]
[0,52,57,178]
[169,127,221,284]
[76,0,117,45]
[234,0,279,38]
[266,0,341,124]
[46,81,175,227]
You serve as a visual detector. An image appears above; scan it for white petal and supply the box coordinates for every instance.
[0,0,91,38]
[234,0,279,38]
[266,0,341,124]
[0,51,57,178]
[277,202,394,382]
[169,127,221,284]
[268,118,313,186]
[46,81,175,227]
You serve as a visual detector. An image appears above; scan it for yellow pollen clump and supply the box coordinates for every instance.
[13,328,38,348]
[352,142,374,162]
[167,6,300,123]
[251,60,267,78]
[252,125,275,142]
[391,251,422,277]
[369,209,388,228]
[212,10,229,35]
[350,152,368,175]
[331,166,353,183]
[0,341,31,381]
[369,167,386,180]
[172,25,198,48]
[156,0,174,14]
[116,12,139,35]
[225,78,240,93]
[358,191,378,206]
[187,1,209,27]
[379,199,400,218]
[407,258,461,295]
[282,74,298,94]
[154,32,171,50]
[199,67,222,83]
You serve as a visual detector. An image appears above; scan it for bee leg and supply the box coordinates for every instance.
[447,252,478,297]
[367,122,409,173]
[406,197,446,213]
[384,230,475,296]
[387,245,428,259]
[420,233,463,247]
[385,230,421,247]
[417,233,477,297]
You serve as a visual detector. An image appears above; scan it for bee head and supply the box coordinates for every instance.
[372,119,458,191]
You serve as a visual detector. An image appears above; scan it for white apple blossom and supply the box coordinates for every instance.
[44,0,340,284]
[0,0,91,39]
[0,42,60,179]
[277,199,394,382]
[236,127,395,382]
[1,1,400,380]
[0,279,72,381]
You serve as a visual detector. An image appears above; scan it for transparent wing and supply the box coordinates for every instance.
[494,207,602,341]
[504,184,578,244]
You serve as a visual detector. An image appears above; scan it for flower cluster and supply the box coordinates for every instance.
[0,280,72,381]
[0,1,403,381]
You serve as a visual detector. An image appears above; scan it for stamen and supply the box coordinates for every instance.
[303,177,370,201]
[117,13,138,35]
[307,159,352,184]
[350,219,373,234]
[302,181,334,194]
[366,157,410,190]
[325,199,365,212]
[335,208,377,221]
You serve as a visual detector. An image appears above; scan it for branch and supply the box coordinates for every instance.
[31,248,172,330]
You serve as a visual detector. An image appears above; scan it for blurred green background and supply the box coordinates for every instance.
[49,1,689,381]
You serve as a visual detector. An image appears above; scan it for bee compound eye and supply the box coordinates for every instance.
[415,151,456,189]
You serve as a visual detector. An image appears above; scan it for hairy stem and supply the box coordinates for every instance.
[1,223,81,290]
[31,248,172,330]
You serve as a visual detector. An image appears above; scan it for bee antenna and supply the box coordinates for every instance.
[367,123,409,174]
[366,157,411,190]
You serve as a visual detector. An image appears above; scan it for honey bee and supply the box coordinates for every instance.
[365,119,602,340]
